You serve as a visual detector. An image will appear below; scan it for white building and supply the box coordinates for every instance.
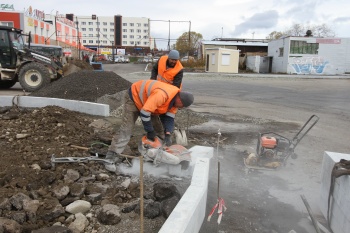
[268,36,350,75]
[75,15,152,55]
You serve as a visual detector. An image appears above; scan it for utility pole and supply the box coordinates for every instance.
[168,20,170,51]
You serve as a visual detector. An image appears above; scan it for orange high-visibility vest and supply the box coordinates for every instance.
[131,80,179,116]
[156,56,183,86]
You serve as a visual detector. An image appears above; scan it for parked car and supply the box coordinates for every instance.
[153,56,160,62]
[124,56,130,63]
[114,55,125,63]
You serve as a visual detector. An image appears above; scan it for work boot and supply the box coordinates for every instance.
[104,151,122,172]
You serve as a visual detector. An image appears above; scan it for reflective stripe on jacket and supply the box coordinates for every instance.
[156,56,183,86]
[131,80,179,117]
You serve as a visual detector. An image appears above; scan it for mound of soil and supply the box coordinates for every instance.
[30,70,132,102]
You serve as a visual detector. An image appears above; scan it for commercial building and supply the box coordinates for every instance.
[268,36,350,75]
[74,15,153,56]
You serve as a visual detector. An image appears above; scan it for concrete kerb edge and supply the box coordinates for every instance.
[159,146,214,233]
[0,96,110,116]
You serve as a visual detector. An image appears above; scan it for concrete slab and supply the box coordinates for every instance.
[0,96,109,116]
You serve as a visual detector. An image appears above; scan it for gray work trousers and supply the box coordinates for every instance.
[108,91,164,154]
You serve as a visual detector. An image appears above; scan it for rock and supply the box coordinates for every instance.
[86,193,102,204]
[64,169,80,183]
[0,217,22,233]
[41,204,65,222]
[69,183,86,197]
[0,198,11,211]
[135,200,161,219]
[16,133,30,139]
[53,185,70,201]
[65,200,91,214]
[9,193,32,210]
[153,182,180,201]
[121,178,131,189]
[161,195,180,218]
[23,199,40,222]
[68,213,89,233]
[97,204,121,225]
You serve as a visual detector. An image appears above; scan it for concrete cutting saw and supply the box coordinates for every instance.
[244,115,319,170]
[138,135,191,170]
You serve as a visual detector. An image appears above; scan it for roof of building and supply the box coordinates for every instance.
[201,40,268,47]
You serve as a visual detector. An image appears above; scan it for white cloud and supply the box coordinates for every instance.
[10,0,350,48]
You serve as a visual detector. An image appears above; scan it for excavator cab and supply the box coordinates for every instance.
[0,27,24,69]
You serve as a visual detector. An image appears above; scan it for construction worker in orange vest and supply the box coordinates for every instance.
[104,79,194,172]
[151,50,183,88]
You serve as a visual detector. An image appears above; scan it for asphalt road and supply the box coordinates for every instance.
[2,63,350,232]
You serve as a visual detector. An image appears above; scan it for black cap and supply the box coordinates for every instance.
[179,91,194,107]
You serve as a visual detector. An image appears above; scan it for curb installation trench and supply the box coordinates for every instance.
[0,96,214,233]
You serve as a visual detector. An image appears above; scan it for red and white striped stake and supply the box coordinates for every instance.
[207,129,227,224]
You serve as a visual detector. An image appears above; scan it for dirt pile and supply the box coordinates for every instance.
[29,70,132,102]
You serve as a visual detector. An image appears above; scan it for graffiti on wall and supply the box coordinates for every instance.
[290,56,329,74]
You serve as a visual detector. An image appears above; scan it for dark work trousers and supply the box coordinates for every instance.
[108,91,164,154]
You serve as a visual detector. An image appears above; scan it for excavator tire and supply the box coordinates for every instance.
[0,79,17,89]
[18,62,51,92]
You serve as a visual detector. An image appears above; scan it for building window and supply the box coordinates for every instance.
[130,29,134,33]
[103,22,107,26]
[137,29,141,33]
[110,22,114,26]
[123,35,127,38]
[279,48,284,57]
[123,29,127,32]
[123,23,127,26]
[103,35,107,38]
[89,40,93,43]
[89,28,93,31]
[123,41,127,44]
[137,23,141,27]
[82,28,86,31]
[83,40,86,43]
[143,30,148,33]
[130,41,134,45]
[290,40,319,54]
[143,42,148,45]
[83,34,86,37]
[137,35,141,39]
[103,28,107,32]
[81,22,86,25]
[96,28,100,31]
[130,35,134,38]
[89,34,93,37]
[144,23,148,27]
[88,22,93,25]
[110,29,114,32]
[130,23,134,26]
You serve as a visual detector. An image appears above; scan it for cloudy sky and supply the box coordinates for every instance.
[9,0,350,49]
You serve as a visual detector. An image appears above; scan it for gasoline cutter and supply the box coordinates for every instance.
[138,135,192,170]
[244,115,319,170]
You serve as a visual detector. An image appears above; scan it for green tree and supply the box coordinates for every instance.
[174,31,203,56]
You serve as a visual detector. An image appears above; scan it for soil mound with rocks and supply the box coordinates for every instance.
[30,70,132,102]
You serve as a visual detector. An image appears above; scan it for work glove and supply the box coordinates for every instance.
[147,131,156,141]
[164,134,172,147]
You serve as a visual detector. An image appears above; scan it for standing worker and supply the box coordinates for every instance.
[151,50,183,88]
[104,79,194,172]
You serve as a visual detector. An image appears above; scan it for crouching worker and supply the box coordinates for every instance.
[104,79,194,172]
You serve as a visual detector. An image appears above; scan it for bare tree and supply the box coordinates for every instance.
[174,31,203,56]
[266,23,335,38]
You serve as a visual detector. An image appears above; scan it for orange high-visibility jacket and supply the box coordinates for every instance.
[156,56,183,86]
[131,80,180,117]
